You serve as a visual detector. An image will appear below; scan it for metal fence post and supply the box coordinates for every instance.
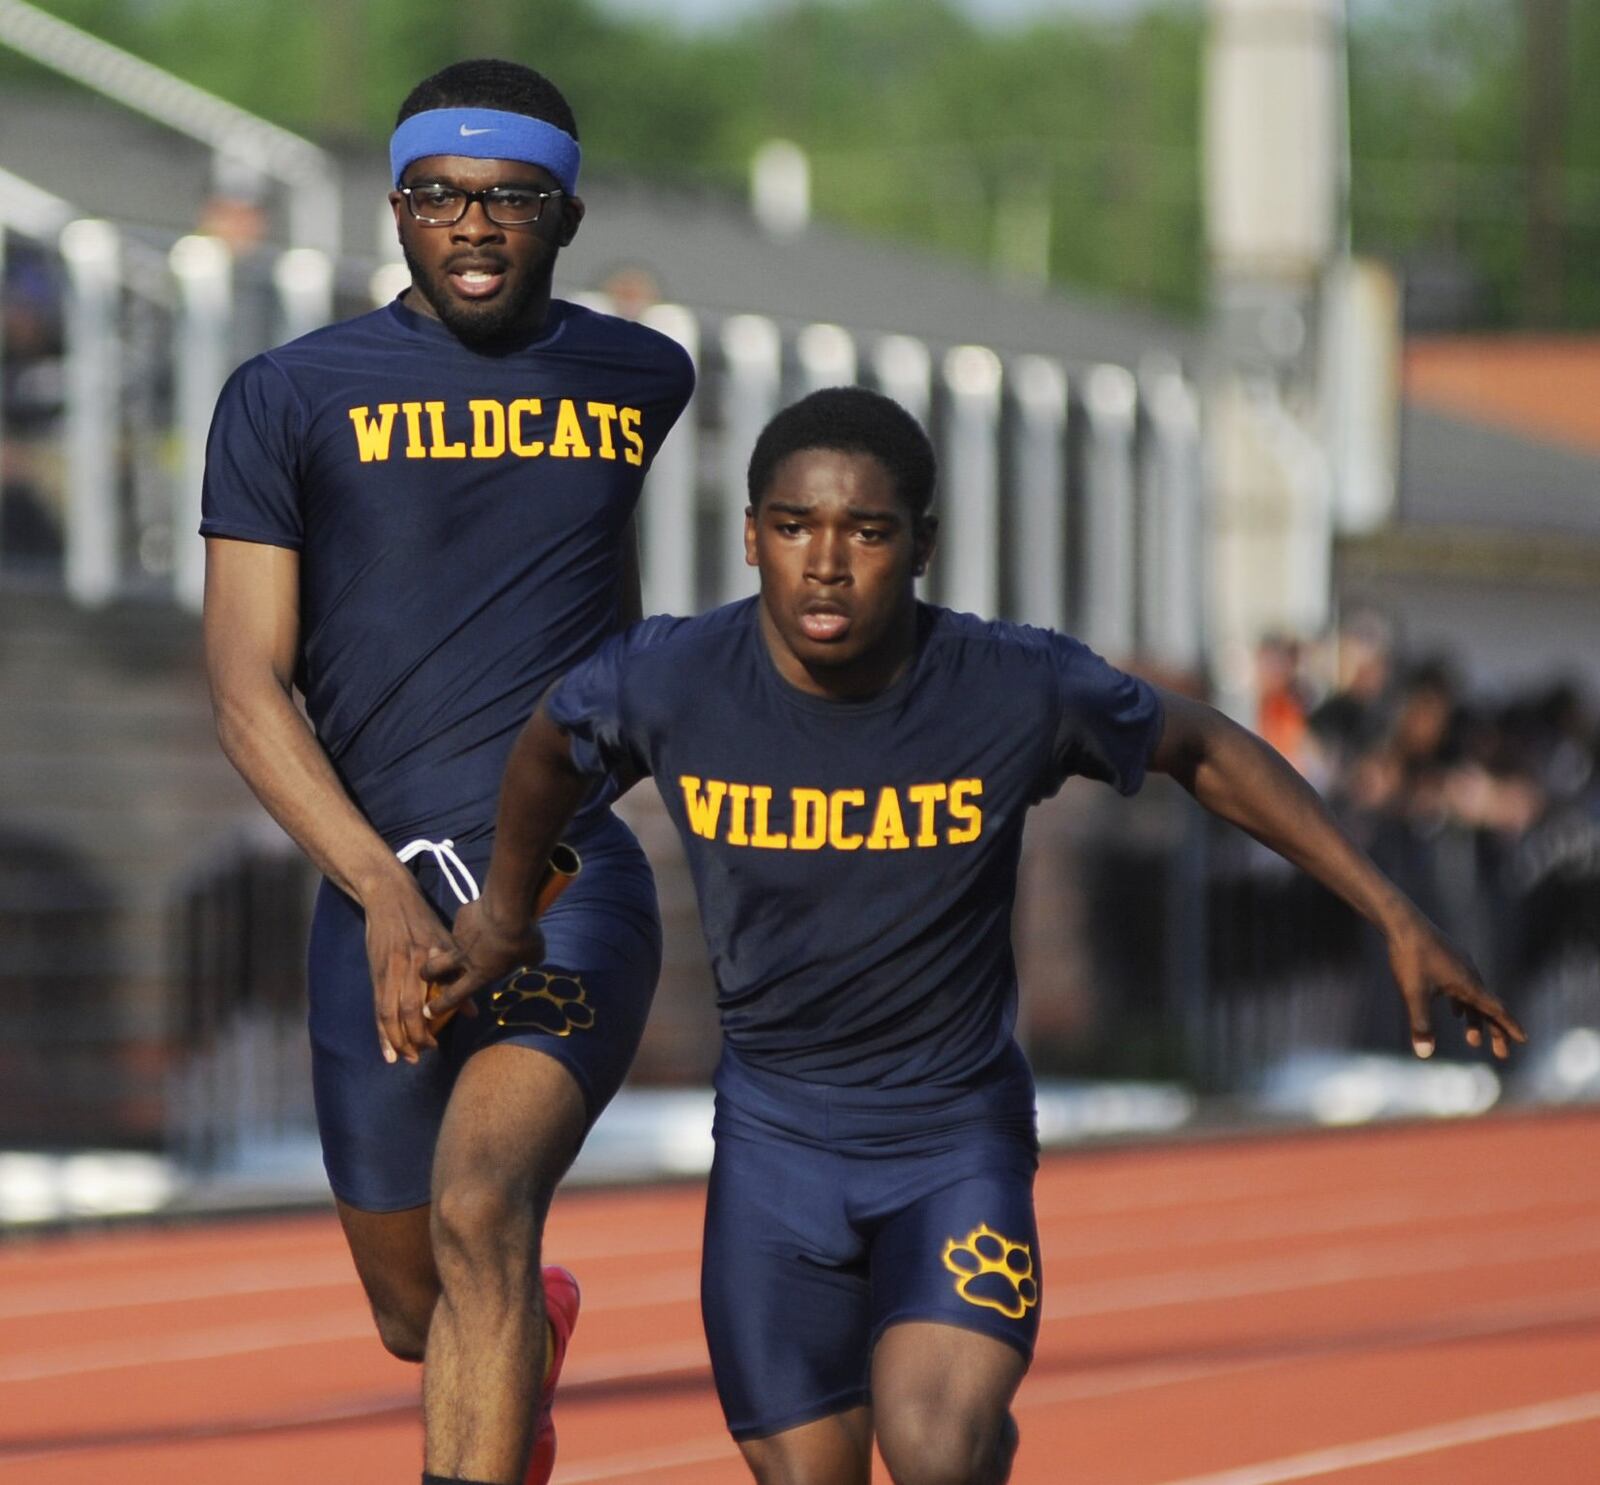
[939,345,1003,618]
[1083,363,1139,658]
[60,217,122,607]
[0,225,6,564]
[170,234,232,613]
[871,334,932,428]
[368,261,410,308]
[639,303,700,616]
[1011,354,1069,630]
[1141,365,1205,674]
[796,322,855,394]
[272,246,333,345]
[718,314,781,603]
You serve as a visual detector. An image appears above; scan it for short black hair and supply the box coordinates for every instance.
[396,59,579,139]
[748,387,937,515]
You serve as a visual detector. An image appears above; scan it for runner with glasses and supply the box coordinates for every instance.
[397,183,567,227]
[200,58,694,1485]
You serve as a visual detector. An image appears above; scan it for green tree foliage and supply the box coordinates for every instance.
[7,0,1587,327]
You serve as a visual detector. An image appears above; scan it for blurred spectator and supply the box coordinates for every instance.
[597,262,661,321]
[1254,633,1312,776]
[1306,608,1394,779]
[1,245,66,571]
[1214,610,1599,1065]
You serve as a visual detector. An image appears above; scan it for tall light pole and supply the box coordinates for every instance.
[1202,0,1347,717]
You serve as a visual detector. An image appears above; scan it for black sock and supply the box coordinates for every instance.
[422,1475,504,1484]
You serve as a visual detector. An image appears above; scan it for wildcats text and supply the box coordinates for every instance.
[347,397,645,465]
[678,776,984,851]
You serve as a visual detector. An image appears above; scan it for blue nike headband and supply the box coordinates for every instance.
[390,108,582,193]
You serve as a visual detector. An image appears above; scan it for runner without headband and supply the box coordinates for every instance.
[435,385,1525,1485]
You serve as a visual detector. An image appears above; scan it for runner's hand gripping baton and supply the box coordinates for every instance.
[424,842,582,1031]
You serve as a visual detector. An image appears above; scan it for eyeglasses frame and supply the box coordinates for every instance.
[398,183,566,228]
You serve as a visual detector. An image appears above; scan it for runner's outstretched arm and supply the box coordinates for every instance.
[423,702,588,1015]
[203,536,454,1064]
[1149,687,1527,1060]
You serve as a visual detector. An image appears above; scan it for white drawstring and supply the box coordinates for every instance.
[395,838,481,906]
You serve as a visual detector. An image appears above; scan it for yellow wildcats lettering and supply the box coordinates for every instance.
[348,404,399,462]
[425,400,465,458]
[400,401,427,459]
[549,398,592,459]
[344,396,647,465]
[469,399,506,458]
[681,777,728,839]
[790,788,828,850]
[587,401,620,460]
[866,788,911,850]
[677,777,984,851]
[947,779,984,844]
[509,398,543,457]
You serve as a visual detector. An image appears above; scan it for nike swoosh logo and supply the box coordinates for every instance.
[459,124,494,137]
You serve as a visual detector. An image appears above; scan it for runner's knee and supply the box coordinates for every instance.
[350,1257,435,1361]
[369,1296,431,1362]
[739,1427,871,1485]
[876,1401,1015,1485]
[431,1173,548,1286]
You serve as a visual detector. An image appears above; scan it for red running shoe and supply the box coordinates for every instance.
[524,1265,581,1485]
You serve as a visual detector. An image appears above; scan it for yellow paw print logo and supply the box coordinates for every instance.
[941,1224,1038,1320]
[490,968,596,1038]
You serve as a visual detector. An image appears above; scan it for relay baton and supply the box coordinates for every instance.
[426,843,582,1030]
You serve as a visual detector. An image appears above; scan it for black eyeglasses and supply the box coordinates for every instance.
[399,183,565,227]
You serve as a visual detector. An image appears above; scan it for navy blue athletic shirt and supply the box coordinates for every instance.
[201,296,694,848]
[547,599,1165,1087]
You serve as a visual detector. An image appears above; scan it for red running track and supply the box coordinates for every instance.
[2,1112,1597,1483]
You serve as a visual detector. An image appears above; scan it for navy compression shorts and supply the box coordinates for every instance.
[307,811,660,1212]
[701,1041,1041,1440]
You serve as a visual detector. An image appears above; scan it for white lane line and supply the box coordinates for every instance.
[546,1230,702,1262]
[0,1259,700,1324]
[0,1305,709,1387]
[0,1387,418,1464]
[0,1258,358,1320]
[5,1288,1593,1466]
[6,1180,1589,1326]
[1034,1163,1477,1220]
[1148,1391,1600,1485]
[1038,1189,1597,1260]
[1044,1219,1600,1320]
[0,1220,699,1292]
[468,1290,1600,1483]
[557,1436,737,1481]
[0,1309,376,1382]
[7,1218,1597,1383]
[1020,1288,1600,1410]
[1037,1140,1599,1222]
[565,1339,709,1385]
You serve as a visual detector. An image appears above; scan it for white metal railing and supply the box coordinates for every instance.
[0,0,340,255]
[59,219,121,606]
[939,344,1004,619]
[0,164,74,242]
[21,220,1207,667]
[638,303,700,617]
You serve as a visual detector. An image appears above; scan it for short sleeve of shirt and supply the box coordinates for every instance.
[638,333,696,470]
[199,355,305,549]
[1041,634,1165,797]
[545,615,681,782]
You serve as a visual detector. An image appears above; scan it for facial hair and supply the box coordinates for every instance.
[400,239,555,349]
